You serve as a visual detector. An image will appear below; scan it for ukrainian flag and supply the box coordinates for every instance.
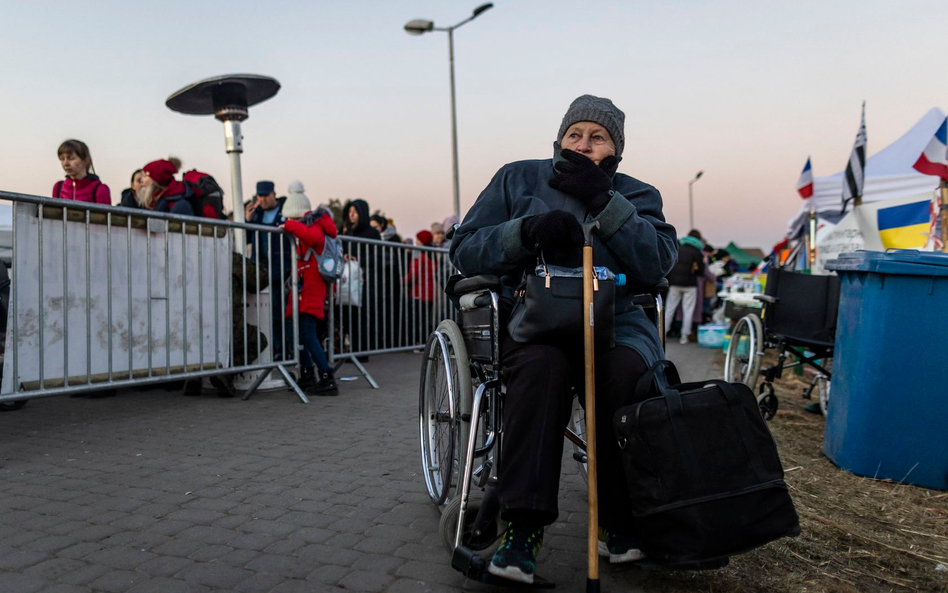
[877,200,931,249]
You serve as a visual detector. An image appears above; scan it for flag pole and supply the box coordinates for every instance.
[807,209,817,269]
[940,180,948,253]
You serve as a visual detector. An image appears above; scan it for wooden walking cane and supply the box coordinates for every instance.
[582,221,601,593]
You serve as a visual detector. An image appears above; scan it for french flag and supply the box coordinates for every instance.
[796,157,814,199]
[913,117,948,181]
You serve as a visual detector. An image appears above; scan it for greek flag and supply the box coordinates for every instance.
[842,102,867,205]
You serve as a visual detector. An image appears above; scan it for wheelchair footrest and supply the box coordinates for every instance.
[637,556,730,572]
[451,546,556,588]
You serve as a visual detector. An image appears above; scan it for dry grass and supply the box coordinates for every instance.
[635,355,948,593]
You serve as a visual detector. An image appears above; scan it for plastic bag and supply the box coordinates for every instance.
[337,260,363,307]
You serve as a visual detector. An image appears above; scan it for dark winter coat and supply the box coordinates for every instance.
[118,180,195,215]
[247,197,293,285]
[450,158,678,366]
[283,213,338,320]
[341,199,382,271]
[667,244,706,287]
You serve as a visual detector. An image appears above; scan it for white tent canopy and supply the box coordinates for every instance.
[788,107,945,233]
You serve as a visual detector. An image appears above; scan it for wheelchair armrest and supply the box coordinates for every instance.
[452,275,502,295]
[754,295,777,304]
[632,293,658,308]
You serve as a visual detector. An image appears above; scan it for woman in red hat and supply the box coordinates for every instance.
[136,158,196,215]
[403,230,437,344]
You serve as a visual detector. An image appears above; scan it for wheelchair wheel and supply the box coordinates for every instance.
[439,492,505,559]
[757,382,778,421]
[569,397,588,483]
[419,320,472,507]
[724,314,763,388]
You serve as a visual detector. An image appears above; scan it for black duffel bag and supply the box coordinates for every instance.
[614,360,800,567]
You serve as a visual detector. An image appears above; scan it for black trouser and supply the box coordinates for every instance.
[498,332,649,531]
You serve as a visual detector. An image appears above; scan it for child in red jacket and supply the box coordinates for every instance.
[53,139,111,205]
[279,184,339,396]
[403,230,438,344]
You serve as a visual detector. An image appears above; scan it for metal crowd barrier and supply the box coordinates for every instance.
[0,191,306,405]
[329,236,454,387]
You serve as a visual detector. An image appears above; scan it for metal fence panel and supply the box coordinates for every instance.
[0,191,305,403]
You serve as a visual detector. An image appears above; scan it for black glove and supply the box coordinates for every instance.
[520,210,584,262]
[549,149,619,213]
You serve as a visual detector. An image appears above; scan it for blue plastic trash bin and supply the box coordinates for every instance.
[824,250,948,491]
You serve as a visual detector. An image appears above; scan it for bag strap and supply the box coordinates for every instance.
[707,380,769,480]
[54,180,63,198]
[662,386,705,489]
[633,360,683,401]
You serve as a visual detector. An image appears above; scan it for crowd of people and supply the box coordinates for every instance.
[663,229,735,344]
[48,138,459,399]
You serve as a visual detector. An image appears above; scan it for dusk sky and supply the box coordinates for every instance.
[2,0,946,249]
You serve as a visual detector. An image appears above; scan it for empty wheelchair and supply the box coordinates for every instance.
[724,265,840,419]
[419,273,665,584]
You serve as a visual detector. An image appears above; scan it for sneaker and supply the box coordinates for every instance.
[679,337,689,345]
[488,522,544,584]
[598,527,646,564]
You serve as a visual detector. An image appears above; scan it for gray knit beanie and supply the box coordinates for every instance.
[556,95,625,158]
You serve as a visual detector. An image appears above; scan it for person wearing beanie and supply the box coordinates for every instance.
[246,179,292,358]
[403,230,437,344]
[449,95,678,583]
[279,198,340,396]
[440,214,459,249]
[430,222,445,247]
[664,233,706,345]
[281,180,311,219]
[137,158,196,215]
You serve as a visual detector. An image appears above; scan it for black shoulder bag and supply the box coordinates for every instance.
[506,261,615,347]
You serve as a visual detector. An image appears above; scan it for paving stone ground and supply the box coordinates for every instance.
[0,341,721,593]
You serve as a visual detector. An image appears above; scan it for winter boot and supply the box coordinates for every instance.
[297,366,317,392]
[211,375,236,398]
[311,369,339,396]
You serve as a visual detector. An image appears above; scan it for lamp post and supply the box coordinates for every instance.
[405,3,493,221]
[687,170,704,231]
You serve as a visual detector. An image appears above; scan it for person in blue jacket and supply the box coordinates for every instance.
[246,180,293,359]
[450,95,678,584]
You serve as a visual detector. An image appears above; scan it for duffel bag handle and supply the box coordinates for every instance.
[633,359,683,401]
[633,362,706,489]
[706,380,770,480]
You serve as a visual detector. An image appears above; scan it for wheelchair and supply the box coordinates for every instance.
[419,273,665,586]
[723,265,840,419]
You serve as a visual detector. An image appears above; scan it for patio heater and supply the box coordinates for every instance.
[166,75,295,398]
[165,74,281,241]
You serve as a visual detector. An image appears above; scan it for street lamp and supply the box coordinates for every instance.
[688,170,704,231]
[405,3,494,220]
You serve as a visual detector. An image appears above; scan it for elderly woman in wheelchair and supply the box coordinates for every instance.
[418,95,678,585]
